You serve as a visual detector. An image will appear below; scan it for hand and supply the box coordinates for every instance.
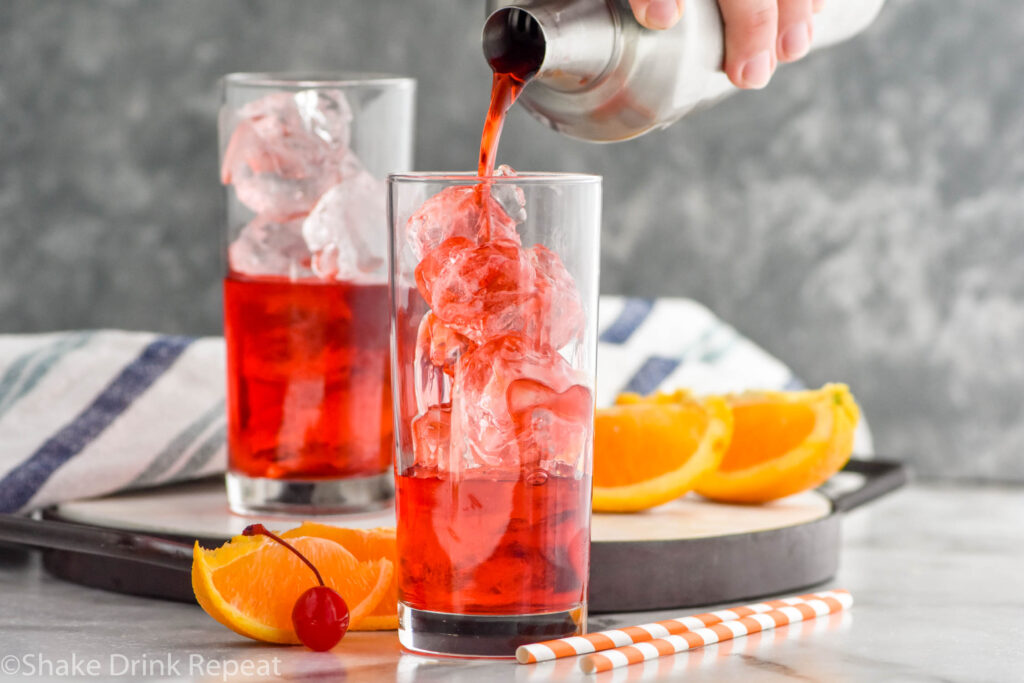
[628,0,824,89]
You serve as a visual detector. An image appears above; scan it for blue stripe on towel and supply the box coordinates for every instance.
[0,332,93,419]
[599,298,654,344]
[0,336,193,513]
[130,398,225,487]
[170,423,227,481]
[623,356,681,395]
[0,348,37,408]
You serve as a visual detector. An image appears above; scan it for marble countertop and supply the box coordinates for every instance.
[1,482,1021,682]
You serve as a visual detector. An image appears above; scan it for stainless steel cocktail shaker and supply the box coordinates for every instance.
[483,0,886,141]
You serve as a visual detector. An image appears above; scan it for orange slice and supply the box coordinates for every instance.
[192,532,393,644]
[593,390,733,512]
[282,524,397,630]
[695,383,860,503]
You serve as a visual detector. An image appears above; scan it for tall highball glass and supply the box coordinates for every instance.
[389,172,601,657]
[220,73,414,514]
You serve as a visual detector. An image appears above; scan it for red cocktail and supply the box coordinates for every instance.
[389,169,601,657]
[389,86,602,656]
[397,468,590,615]
[223,274,392,480]
[388,23,600,654]
[219,73,413,513]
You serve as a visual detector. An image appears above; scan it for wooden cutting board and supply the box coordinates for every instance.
[40,460,902,613]
[47,478,830,542]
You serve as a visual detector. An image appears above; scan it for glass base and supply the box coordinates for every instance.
[397,602,586,658]
[226,471,393,516]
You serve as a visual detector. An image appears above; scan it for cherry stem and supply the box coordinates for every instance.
[242,523,325,587]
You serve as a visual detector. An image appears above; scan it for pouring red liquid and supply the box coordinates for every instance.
[478,73,526,177]
[478,6,545,176]
[394,5,592,648]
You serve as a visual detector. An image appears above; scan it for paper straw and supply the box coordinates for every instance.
[579,591,853,674]
[515,589,850,664]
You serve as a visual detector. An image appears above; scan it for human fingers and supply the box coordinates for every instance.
[719,0,779,89]
[628,0,686,30]
[776,0,813,62]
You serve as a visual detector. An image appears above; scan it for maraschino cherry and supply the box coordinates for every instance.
[242,524,350,651]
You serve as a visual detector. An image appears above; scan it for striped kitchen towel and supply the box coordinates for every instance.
[0,331,226,513]
[596,297,803,405]
[0,298,872,513]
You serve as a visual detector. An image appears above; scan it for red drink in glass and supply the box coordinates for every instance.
[223,273,393,481]
[396,467,590,615]
[219,74,413,513]
[390,15,599,654]
[390,166,600,655]
[390,170,600,656]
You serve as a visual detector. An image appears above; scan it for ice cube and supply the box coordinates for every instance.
[414,313,450,414]
[417,312,472,375]
[449,335,581,470]
[405,185,521,260]
[417,237,538,344]
[302,162,387,283]
[506,378,593,471]
[528,245,585,350]
[491,164,527,223]
[227,215,314,278]
[220,89,353,219]
[414,236,474,303]
[411,403,451,472]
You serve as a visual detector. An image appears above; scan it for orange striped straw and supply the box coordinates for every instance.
[515,589,850,664]
[578,591,853,674]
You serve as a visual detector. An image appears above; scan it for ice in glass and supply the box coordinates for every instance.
[390,169,601,656]
[220,74,414,514]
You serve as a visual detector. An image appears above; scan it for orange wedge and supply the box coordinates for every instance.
[695,383,860,503]
[192,532,393,644]
[593,390,733,512]
[282,524,398,630]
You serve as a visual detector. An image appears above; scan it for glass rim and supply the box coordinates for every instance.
[222,71,416,89]
[388,171,602,185]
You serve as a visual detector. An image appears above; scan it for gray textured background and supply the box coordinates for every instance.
[2,1,1021,481]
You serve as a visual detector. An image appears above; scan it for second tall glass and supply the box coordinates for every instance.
[389,172,601,657]
[221,73,414,514]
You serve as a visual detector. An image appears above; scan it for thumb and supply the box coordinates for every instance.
[629,0,685,30]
